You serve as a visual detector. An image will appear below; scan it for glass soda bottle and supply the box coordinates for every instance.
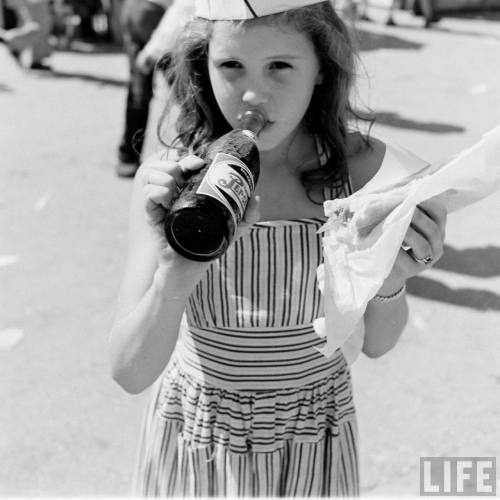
[164,109,267,261]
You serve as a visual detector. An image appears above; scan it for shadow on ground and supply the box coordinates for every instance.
[0,83,13,93]
[441,8,500,23]
[55,40,123,55]
[408,244,500,311]
[36,69,126,87]
[356,28,424,51]
[437,244,500,277]
[358,8,500,45]
[373,111,465,134]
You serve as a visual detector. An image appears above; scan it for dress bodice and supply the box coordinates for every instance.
[185,218,326,330]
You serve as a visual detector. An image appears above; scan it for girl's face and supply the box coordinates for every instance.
[207,21,323,152]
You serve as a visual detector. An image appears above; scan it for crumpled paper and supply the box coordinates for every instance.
[314,125,500,363]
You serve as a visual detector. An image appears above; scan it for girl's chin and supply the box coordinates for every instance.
[256,128,294,153]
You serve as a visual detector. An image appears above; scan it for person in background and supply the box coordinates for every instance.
[337,0,370,22]
[386,0,440,28]
[134,0,194,75]
[116,0,173,178]
[0,0,52,69]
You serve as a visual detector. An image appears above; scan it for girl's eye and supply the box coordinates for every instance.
[269,61,293,71]
[219,60,243,70]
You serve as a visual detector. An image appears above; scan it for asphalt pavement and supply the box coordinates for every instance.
[1,7,499,497]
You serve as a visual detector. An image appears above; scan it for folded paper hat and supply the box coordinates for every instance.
[195,0,326,20]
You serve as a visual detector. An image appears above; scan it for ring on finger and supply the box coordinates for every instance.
[412,254,433,265]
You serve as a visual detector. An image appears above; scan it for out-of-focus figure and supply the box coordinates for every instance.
[116,0,171,177]
[116,0,194,177]
[337,0,370,21]
[0,0,52,68]
[386,0,440,28]
[134,0,194,75]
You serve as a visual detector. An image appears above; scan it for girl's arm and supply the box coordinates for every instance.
[108,154,260,393]
[108,155,209,394]
[361,198,446,357]
[362,276,409,358]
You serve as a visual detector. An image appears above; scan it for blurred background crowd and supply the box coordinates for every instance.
[2,0,490,70]
[2,0,498,177]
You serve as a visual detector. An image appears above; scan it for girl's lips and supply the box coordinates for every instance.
[237,110,271,125]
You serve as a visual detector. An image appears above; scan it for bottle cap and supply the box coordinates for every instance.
[194,0,326,20]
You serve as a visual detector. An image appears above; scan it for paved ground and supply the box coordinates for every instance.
[1,7,499,497]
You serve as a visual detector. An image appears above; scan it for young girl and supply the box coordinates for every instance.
[109,0,447,496]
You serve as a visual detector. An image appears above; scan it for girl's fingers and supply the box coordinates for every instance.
[178,154,206,174]
[402,226,433,262]
[418,198,447,233]
[139,155,205,214]
[417,205,446,259]
[140,155,205,191]
[402,201,447,268]
[394,247,424,274]
[142,169,177,190]
[143,184,172,212]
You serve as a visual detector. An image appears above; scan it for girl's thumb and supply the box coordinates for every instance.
[178,154,206,173]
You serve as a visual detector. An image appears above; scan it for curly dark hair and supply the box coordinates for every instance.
[157,1,370,198]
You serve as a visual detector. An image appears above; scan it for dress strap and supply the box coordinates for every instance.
[315,136,353,201]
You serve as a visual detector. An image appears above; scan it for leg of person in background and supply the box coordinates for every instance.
[21,0,52,68]
[415,0,440,28]
[0,0,51,68]
[116,0,165,178]
[385,0,399,26]
[357,0,371,21]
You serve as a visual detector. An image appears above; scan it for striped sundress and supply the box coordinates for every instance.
[133,186,359,497]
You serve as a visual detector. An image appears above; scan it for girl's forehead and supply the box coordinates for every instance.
[209,21,315,55]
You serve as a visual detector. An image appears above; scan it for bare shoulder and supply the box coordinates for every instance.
[346,132,387,192]
[346,132,428,193]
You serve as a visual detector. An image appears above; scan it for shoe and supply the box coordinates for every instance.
[385,17,396,26]
[29,61,51,70]
[116,160,139,178]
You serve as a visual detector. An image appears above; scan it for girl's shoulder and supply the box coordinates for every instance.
[346,131,428,193]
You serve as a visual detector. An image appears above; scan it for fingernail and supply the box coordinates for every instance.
[180,155,205,171]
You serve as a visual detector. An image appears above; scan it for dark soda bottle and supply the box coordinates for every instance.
[164,109,267,261]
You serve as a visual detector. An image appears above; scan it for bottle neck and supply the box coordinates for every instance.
[241,129,257,141]
[238,110,267,136]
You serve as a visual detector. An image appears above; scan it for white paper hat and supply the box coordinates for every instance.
[195,0,326,20]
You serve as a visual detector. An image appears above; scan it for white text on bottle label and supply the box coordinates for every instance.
[196,153,254,227]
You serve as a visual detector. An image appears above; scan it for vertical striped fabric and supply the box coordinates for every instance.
[133,183,359,496]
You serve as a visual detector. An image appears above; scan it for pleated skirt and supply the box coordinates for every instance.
[133,357,359,497]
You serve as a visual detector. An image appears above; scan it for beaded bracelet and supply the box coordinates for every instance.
[371,284,406,303]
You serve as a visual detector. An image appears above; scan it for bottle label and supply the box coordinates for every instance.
[196,152,255,227]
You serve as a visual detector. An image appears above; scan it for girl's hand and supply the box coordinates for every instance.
[379,198,447,294]
[137,154,260,263]
[138,154,206,260]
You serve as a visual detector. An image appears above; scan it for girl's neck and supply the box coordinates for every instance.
[259,126,319,175]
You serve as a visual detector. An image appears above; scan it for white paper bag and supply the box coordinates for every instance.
[315,125,500,363]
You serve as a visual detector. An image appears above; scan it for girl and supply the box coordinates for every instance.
[109,0,447,496]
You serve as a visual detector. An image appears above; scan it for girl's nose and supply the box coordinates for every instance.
[241,83,269,106]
